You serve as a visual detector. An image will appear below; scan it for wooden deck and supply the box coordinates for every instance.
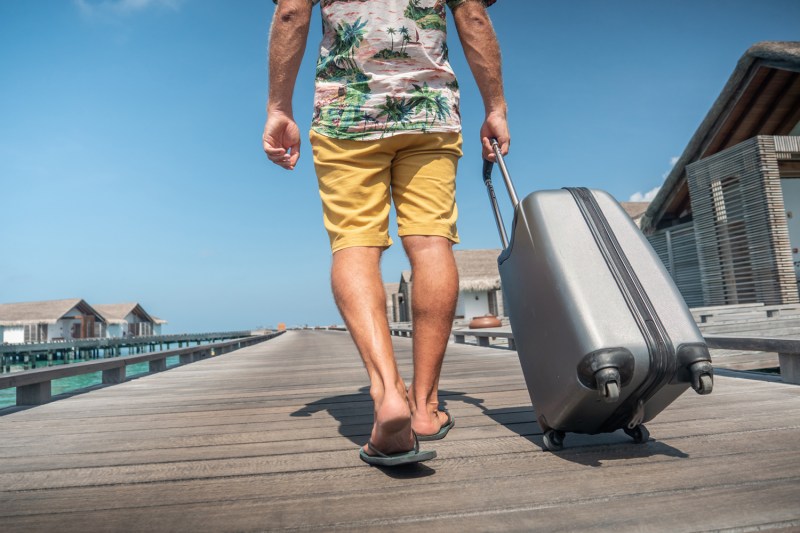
[2,330,800,532]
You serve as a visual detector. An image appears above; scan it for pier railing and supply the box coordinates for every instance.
[0,330,257,357]
[387,325,800,385]
[0,332,283,407]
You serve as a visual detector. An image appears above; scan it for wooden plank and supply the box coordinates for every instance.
[1,330,799,532]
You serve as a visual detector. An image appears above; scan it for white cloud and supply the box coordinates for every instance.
[628,156,679,203]
[629,186,661,202]
[75,0,183,16]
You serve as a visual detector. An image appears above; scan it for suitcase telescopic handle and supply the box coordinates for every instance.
[482,138,519,249]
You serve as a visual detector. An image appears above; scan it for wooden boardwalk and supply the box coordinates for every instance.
[2,330,800,532]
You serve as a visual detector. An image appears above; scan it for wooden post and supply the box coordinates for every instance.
[478,337,490,347]
[454,334,465,344]
[149,359,167,373]
[102,367,126,384]
[779,353,800,385]
[17,381,51,406]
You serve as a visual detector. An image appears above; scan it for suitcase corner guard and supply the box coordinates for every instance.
[576,347,636,403]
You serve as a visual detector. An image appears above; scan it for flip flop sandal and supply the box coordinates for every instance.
[417,409,455,441]
[359,432,436,466]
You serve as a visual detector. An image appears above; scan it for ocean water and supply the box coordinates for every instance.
[0,356,181,409]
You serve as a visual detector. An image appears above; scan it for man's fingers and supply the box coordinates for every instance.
[499,137,510,156]
[263,140,287,158]
[481,136,494,161]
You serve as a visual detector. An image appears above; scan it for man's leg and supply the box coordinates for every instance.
[402,235,459,436]
[331,246,414,455]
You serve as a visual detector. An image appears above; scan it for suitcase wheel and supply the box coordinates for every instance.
[695,373,713,395]
[543,429,565,452]
[687,361,714,395]
[594,367,621,403]
[602,380,620,403]
[624,424,650,444]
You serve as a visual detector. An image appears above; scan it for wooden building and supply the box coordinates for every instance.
[93,303,165,338]
[453,249,505,321]
[389,250,505,324]
[641,41,800,308]
[0,299,107,343]
[621,202,650,228]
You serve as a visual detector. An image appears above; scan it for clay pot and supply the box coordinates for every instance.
[469,314,502,329]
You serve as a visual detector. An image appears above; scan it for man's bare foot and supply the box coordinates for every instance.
[407,384,448,437]
[362,388,414,456]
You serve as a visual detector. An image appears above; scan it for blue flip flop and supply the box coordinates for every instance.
[417,409,455,441]
[359,432,436,466]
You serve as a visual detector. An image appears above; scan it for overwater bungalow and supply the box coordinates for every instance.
[0,299,107,343]
[93,303,165,338]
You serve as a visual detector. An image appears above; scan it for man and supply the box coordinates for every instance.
[263,0,509,466]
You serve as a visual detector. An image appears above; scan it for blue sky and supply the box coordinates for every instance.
[1,0,798,332]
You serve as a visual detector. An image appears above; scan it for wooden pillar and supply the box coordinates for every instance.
[102,367,126,384]
[149,358,167,373]
[478,337,490,347]
[17,381,51,406]
[779,353,800,385]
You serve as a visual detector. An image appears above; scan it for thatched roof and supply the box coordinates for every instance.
[384,282,399,294]
[0,299,106,326]
[620,201,650,227]
[93,303,156,325]
[454,249,502,292]
[640,41,800,233]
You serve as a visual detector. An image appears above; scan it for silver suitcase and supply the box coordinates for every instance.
[482,141,713,451]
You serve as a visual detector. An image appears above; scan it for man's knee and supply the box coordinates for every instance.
[401,235,455,257]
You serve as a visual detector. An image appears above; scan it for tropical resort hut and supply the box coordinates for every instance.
[391,249,505,325]
[621,202,651,228]
[641,41,800,308]
[93,303,164,338]
[396,271,413,323]
[453,249,504,322]
[0,299,107,343]
[384,283,400,324]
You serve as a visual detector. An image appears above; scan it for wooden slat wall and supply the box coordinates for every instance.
[687,136,798,306]
[775,135,800,156]
[648,222,704,307]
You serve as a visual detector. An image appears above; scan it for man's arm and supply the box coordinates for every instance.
[452,0,510,161]
[263,0,313,171]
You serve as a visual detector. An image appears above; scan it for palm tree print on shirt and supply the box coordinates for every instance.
[373,27,410,59]
[311,0,467,140]
[376,95,415,136]
[405,0,447,31]
[409,83,451,131]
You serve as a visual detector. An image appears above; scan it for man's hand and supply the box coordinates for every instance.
[481,110,509,162]
[263,112,301,170]
[263,0,311,171]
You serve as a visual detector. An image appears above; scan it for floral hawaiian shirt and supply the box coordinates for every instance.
[273,0,494,140]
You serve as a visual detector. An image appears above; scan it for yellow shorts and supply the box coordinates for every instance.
[310,130,463,253]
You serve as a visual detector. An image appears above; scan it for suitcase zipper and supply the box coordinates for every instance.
[566,188,677,431]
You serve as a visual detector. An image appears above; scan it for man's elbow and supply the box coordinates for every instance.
[274,1,311,26]
[455,6,492,34]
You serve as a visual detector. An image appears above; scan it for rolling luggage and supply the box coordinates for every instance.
[482,140,713,451]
